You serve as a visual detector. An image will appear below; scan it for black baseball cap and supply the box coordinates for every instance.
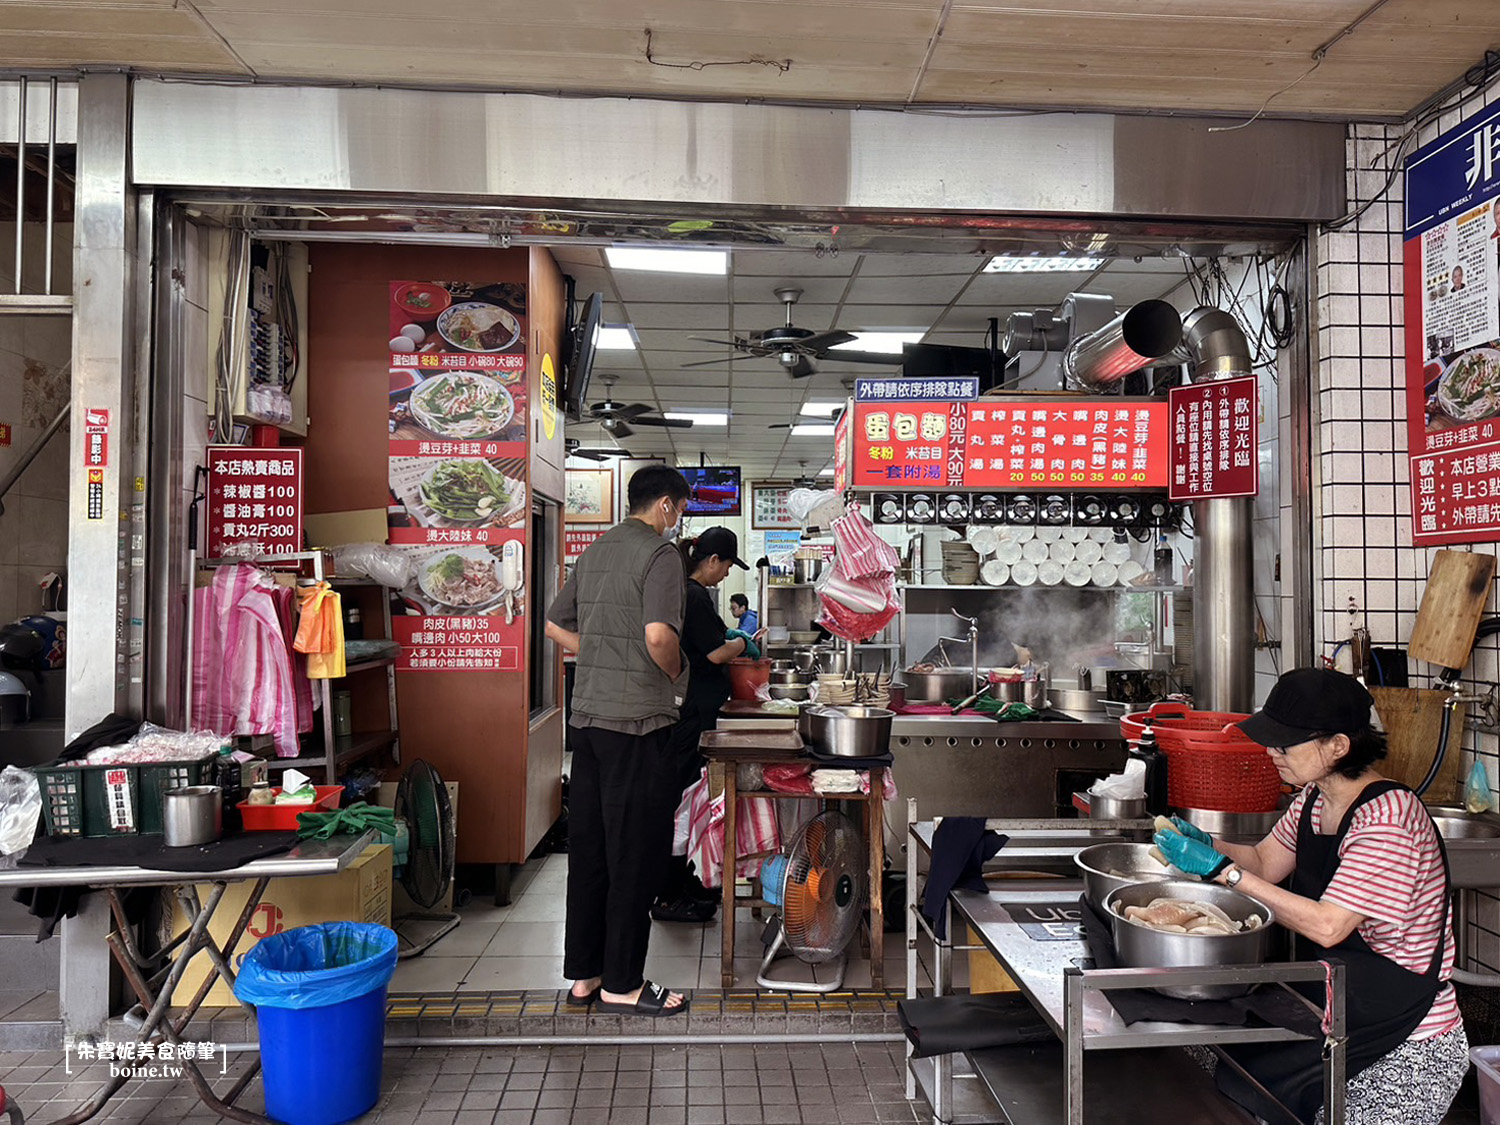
[695,526,749,570]
[1236,668,1374,748]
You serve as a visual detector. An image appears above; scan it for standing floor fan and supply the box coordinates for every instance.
[756,810,865,992]
[393,760,461,959]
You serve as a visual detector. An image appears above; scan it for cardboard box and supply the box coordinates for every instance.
[170,843,392,1006]
[376,781,459,914]
[964,923,1020,994]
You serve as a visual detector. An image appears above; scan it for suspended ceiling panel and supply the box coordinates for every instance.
[1,0,1495,118]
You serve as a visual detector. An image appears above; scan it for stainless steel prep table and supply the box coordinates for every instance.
[0,830,378,1125]
[904,818,1346,1125]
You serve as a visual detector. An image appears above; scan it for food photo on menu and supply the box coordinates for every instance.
[1424,345,1500,433]
[388,281,528,444]
[397,540,527,626]
[388,455,528,531]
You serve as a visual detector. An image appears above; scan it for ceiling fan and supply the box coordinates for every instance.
[582,376,694,439]
[565,437,634,462]
[685,287,903,380]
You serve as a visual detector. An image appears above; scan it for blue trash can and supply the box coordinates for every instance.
[235,922,398,1125]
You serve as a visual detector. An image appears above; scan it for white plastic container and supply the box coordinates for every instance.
[1472,1045,1500,1125]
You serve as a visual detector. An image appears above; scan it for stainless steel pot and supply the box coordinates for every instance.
[792,649,820,674]
[769,669,807,686]
[810,705,894,758]
[1087,793,1148,820]
[1022,677,1049,711]
[163,785,223,848]
[769,683,810,701]
[1104,879,1277,999]
[885,682,907,711]
[988,678,1024,704]
[1073,842,1174,911]
[817,649,849,676]
[905,668,975,703]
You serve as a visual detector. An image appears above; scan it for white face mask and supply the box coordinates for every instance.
[660,503,681,540]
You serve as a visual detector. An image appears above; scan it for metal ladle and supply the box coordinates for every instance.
[937,608,981,698]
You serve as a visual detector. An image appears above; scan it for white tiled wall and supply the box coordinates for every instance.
[0,222,73,625]
[1315,92,1500,971]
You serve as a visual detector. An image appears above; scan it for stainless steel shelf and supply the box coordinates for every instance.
[903,584,1187,592]
[341,657,397,675]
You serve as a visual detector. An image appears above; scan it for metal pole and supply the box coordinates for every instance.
[44,76,56,295]
[13,75,24,294]
[1194,496,1256,711]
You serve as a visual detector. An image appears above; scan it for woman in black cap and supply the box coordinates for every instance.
[1153,667,1468,1125]
[652,526,759,923]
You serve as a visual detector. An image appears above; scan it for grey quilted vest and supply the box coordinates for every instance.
[570,518,685,724]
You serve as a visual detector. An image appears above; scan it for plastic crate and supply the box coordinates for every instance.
[1119,703,1285,813]
[32,753,218,838]
[237,786,344,831]
[1473,1044,1500,1125]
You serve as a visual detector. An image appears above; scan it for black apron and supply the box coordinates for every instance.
[1216,780,1450,1124]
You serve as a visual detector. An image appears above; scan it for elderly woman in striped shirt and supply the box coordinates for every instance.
[1154,668,1469,1125]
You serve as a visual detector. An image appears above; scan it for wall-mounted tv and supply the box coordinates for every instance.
[681,466,742,517]
[563,291,604,420]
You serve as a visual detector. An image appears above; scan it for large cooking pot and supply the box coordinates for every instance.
[817,649,849,676]
[905,668,975,703]
[1073,842,1174,911]
[809,705,894,758]
[794,557,823,584]
[1104,879,1277,1000]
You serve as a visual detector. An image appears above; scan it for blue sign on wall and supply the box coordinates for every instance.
[1405,97,1500,238]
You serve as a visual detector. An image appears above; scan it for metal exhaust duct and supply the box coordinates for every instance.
[1180,306,1256,713]
[1064,299,1183,389]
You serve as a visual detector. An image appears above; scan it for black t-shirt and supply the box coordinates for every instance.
[682,579,732,711]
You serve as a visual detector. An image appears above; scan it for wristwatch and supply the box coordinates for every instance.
[1220,864,1244,888]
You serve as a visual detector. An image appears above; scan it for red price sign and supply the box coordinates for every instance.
[852,399,1169,490]
[565,526,605,562]
[392,616,520,672]
[1167,378,1258,501]
[206,447,304,557]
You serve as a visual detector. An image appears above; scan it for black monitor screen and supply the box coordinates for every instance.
[681,466,742,516]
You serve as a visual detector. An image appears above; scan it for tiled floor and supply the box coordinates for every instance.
[395,852,947,995]
[0,1041,924,1124]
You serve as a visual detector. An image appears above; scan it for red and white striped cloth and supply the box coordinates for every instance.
[677,770,782,889]
[1271,785,1461,1040]
[831,505,900,580]
[191,564,309,758]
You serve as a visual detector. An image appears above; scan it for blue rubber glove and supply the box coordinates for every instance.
[1153,829,1231,879]
[726,629,760,661]
[1169,816,1214,846]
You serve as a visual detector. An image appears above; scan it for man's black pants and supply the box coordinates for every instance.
[563,724,678,993]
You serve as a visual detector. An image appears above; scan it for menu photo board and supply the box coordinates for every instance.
[1405,99,1500,544]
[387,280,529,672]
[851,398,1169,491]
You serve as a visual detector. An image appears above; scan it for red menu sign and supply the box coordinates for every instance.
[833,406,852,494]
[565,526,605,563]
[1167,377,1258,500]
[852,399,1168,490]
[206,447,304,556]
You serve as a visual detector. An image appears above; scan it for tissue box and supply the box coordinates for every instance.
[238,785,343,830]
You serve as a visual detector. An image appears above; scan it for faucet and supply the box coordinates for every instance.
[939,609,981,697]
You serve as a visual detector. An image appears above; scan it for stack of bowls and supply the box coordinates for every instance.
[816,675,858,705]
[941,541,981,585]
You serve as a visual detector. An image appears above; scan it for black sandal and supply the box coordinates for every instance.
[594,981,689,1018]
[651,895,716,924]
[565,985,601,1007]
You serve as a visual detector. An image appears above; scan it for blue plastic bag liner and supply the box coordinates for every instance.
[234,922,397,1010]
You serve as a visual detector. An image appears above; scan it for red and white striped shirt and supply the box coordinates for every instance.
[1271,785,1460,1040]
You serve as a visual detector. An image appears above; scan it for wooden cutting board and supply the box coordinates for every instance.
[1409,549,1496,670]
[1369,687,1464,803]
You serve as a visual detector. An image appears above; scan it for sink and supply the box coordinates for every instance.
[1430,816,1500,840]
[1424,806,1500,888]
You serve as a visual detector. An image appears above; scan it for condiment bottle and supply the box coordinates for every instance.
[1128,722,1169,816]
[345,604,364,641]
[247,781,275,807]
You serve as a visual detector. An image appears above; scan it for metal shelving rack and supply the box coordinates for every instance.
[190,550,399,784]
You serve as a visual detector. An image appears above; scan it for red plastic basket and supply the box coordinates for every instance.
[1120,703,1285,813]
[237,786,343,831]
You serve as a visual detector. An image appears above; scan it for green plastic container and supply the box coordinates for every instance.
[33,754,217,837]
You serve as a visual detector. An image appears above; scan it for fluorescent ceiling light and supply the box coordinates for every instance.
[596,325,638,350]
[984,255,1100,273]
[605,247,728,275]
[818,466,836,476]
[663,411,729,426]
[790,423,837,437]
[799,401,844,417]
[832,331,925,354]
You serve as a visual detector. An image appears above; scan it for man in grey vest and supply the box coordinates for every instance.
[544,464,692,1017]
